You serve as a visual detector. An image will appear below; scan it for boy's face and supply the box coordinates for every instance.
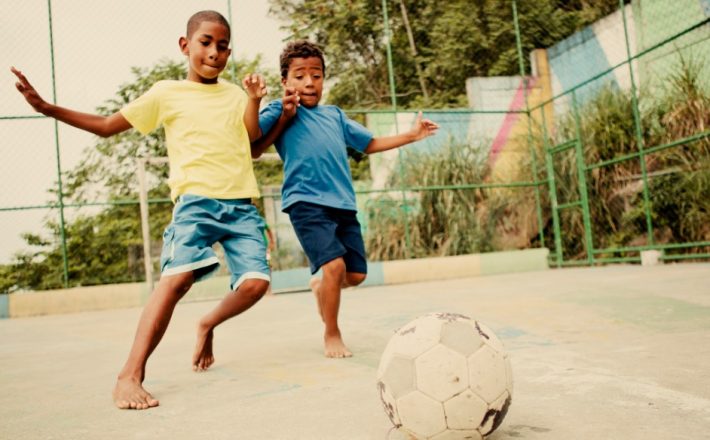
[282,57,324,108]
[179,21,231,84]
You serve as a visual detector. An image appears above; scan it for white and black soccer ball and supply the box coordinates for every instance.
[377,312,513,439]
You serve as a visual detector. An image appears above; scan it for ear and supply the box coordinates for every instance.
[179,36,189,55]
[281,77,288,88]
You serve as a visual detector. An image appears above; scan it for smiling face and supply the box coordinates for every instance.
[282,56,324,108]
[179,20,231,84]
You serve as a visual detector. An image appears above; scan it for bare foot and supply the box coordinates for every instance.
[324,330,352,358]
[192,323,214,371]
[309,276,324,321]
[113,377,159,410]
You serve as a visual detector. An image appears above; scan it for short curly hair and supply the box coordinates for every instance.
[279,40,326,79]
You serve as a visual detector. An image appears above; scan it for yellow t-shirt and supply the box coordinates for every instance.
[120,80,260,201]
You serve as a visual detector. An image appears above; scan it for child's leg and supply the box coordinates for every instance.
[193,278,269,371]
[310,271,366,322]
[318,257,353,358]
[113,271,194,410]
[192,201,271,370]
[287,202,367,357]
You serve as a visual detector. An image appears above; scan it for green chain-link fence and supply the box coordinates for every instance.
[1,0,708,291]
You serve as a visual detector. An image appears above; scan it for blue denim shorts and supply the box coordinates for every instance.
[287,201,367,275]
[160,194,271,290]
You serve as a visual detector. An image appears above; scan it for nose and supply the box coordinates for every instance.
[207,44,218,59]
[304,75,313,86]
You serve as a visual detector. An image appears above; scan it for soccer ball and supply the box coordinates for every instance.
[376,312,513,439]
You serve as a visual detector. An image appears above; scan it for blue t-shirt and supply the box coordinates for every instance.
[258,100,373,212]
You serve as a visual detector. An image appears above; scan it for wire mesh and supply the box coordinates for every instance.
[1,0,708,292]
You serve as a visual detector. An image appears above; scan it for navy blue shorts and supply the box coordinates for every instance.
[287,202,367,275]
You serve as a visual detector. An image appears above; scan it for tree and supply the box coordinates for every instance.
[268,0,622,108]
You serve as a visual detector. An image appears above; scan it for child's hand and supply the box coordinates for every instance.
[410,111,439,141]
[11,67,47,113]
[242,73,268,100]
[281,87,300,120]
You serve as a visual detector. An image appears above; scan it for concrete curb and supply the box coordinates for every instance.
[4,248,548,318]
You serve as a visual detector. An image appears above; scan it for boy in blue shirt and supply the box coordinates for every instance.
[253,40,439,358]
[13,11,272,409]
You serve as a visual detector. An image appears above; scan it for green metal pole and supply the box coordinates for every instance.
[540,109,563,267]
[620,0,654,245]
[381,0,412,258]
[512,0,545,248]
[47,0,69,287]
[571,91,594,264]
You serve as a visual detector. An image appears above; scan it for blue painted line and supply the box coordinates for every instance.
[362,261,384,287]
[0,294,8,319]
[495,326,528,339]
[271,267,313,291]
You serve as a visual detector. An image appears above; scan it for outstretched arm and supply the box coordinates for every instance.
[251,87,300,159]
[11,67,131,137]
[364,111,439,154]
[242,73,268,142]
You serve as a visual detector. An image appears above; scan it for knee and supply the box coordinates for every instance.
[236,279,270,301]
[345,272,366,287]
[160,272,194,299]
[321,258,346,282]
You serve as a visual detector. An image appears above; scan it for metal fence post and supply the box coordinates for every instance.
[512,0,546,248]
[381,0,412,258]
[620,0,654,245]
[571,91,595,264]
[47,0,69,287]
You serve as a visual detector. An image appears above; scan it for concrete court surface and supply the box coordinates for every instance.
[1,263,709,440]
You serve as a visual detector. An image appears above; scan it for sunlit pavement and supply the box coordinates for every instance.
[1,263,709,439]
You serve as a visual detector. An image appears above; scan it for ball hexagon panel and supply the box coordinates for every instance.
[379,355,416,399]
[442,389,488,430]
[467,345,508,403]
[416,344,469,402]
[440,321,484,357]
[389,315,445,359]
[397,390,447,438]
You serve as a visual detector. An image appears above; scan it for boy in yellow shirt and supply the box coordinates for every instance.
[12,10,270,410]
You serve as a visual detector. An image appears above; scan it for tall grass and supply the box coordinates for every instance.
[534,56,709,259]
[364,141,522,260]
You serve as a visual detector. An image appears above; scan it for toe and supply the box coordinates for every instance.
[115,400,130,410]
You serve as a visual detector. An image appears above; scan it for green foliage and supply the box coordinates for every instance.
[365,141,498,260]
[269,0,621,108]
[533,56,710,260]
[643,56,710,247]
